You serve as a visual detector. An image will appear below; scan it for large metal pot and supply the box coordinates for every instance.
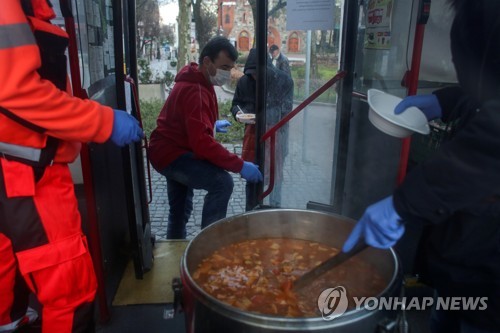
[179,209,402,333]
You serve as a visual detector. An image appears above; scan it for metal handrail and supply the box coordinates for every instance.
[259,70,347,200]
[125,76,154,204]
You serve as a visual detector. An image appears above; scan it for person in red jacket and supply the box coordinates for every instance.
[0,1,143,332]
[148,36,262,239]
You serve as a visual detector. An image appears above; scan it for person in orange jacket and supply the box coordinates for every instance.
[0,1,143,332]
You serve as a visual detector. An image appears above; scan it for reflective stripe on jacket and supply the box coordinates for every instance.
[0,0,114,164]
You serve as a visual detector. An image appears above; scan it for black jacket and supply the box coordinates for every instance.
[393,0,500,329]
[273,52,291,77]
[231,49,293,125]
[231,49,293,165]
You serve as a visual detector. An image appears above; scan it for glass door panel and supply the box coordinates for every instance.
[260,0,343,209]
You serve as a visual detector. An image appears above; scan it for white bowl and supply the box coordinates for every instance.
[236,113,256,124]
[367,89,430,138]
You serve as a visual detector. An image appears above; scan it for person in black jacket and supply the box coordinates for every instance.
[231,49,293,210]
[269,44,291,77]
[343,0,500,332]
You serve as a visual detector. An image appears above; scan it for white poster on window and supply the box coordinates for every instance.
[365,0,394,50]
[124,81,132,114]
[286,0,335,31]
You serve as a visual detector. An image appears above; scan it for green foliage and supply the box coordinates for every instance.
[139,98,163,138]
[163,71,175,84]
[139,98,244,143]
[138,58,175,85]
[216,100,244,143]
[293,66,306,78]
[318,65,337,80]
[290,63,339,103]
[138,58,153,84]
[236,52,248,67]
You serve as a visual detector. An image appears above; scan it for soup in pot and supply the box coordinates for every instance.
[192,238,386,317]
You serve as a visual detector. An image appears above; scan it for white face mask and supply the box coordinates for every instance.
[207,62,231,86]
[209,68,231,86]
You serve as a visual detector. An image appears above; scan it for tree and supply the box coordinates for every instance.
[137,0,161,59]
[178,0,191,70]
[191,0,217,52]
[159,24,176,45]
[242,1,322,82]
[247,0,287,48]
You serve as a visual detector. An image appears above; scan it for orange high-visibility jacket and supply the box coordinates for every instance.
[0,0,114,164]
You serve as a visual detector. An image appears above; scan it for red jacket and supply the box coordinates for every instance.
[0,0,114,164]
[148,63,243,173]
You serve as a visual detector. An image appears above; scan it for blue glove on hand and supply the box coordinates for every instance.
[216,120,231,133]
[342,196,405,252]
[240,161,263,183]
[394,94,442,121]
[110,109,144,147]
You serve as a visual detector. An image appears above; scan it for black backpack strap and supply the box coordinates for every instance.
[20,0,35,17]
[0,106,59,168]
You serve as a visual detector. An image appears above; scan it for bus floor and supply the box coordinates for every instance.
[14,302,184,332]
[19,288,432,332]
[96,303,185,333]
[94,286,434,333]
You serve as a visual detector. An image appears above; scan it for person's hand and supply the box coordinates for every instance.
[394,94,442,121]
[240,161,263,183]
[342,196,405,252]
[216,120,231,133]
[110,109,144,147]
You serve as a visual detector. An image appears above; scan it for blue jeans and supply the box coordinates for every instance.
[160,153,234,239]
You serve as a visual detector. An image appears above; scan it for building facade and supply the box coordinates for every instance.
[217,0,305,55]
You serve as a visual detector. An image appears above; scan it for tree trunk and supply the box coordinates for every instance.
[178,0,191,70]
[248,0,257,48]
[319,30,327,55]
[192,0,202,47]
[311,32,318,79]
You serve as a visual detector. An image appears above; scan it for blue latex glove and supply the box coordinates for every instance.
[394,94,442,121]
[110,109,144,147]
[240,161,263,183]
[342,196,405,252]
[216,120,231,133]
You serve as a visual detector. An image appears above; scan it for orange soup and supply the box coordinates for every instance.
[193,238,386,317]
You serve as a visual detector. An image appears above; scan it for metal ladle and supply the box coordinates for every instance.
[292,239,369,291]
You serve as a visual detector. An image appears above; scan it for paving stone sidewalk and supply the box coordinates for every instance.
[148,143,246,241]
[147,138,332,241]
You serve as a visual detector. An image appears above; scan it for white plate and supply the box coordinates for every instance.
[367,89,430,138]
[236,113,256,124]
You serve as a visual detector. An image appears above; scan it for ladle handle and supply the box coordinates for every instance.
[292,239,368,291]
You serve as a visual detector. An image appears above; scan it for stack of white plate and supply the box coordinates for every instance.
[367,89,430,138]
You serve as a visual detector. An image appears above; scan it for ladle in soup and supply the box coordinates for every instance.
[291,239,368,291]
